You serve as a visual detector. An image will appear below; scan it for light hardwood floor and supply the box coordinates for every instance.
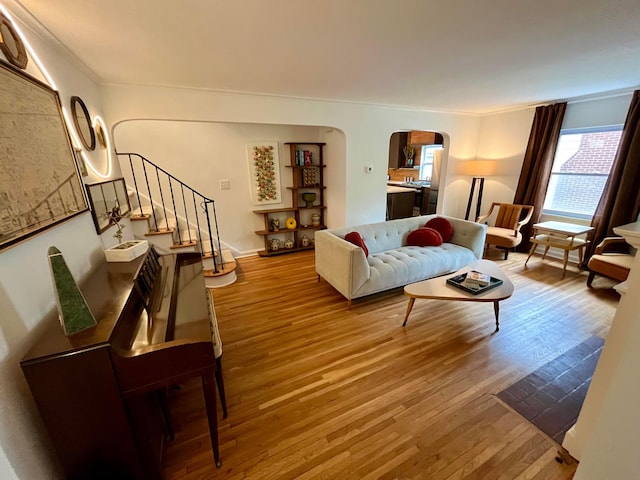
[162,248,619,479]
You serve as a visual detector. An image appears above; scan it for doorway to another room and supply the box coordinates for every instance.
[387,131,444,220]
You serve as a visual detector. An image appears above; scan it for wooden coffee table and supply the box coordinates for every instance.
[403,259,514,331]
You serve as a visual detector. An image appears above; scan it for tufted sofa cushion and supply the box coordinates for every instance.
[359,243,476,298]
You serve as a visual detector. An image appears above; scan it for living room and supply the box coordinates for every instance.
[0,1,639,479]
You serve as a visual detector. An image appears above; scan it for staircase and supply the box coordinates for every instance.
[118,152,237,288]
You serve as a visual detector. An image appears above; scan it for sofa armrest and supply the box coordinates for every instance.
[443,215,487,259]
[315,230,370,300]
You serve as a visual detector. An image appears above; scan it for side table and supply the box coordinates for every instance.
[525,221,594,277]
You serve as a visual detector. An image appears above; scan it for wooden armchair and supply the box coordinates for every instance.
[476,203,534,259]
[587,236,635,287]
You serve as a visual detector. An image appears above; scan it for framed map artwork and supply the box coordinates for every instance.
[0,61,88,251]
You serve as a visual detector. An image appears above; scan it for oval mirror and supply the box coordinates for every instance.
[0,14,28,69]
[70,96,95,151]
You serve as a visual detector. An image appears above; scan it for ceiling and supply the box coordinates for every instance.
[16,0,640,114]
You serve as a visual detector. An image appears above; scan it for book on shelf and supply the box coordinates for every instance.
[295,150,313,166]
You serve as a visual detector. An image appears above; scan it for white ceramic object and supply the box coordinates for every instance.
[104,240,149,262]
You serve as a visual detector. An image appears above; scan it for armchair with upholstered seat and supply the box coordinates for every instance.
[587,236,635,287]
[476,202,534,259]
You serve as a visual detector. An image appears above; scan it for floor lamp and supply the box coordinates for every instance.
[462,160,497,221]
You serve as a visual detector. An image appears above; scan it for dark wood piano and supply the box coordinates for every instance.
[20,249,222,479]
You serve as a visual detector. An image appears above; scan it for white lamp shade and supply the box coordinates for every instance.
[459,159,498,177]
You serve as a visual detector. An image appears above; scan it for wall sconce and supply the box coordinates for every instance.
[460,160,497,221]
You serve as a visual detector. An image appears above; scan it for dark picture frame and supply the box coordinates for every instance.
[85,178,131,234]
[0,61,88,251]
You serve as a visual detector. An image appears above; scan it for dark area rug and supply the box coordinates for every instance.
[497,336,604,443]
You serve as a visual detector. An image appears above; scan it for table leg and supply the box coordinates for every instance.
[402,297,416,327]
[493,301,500,332]
[578,245,585,267]
[525,243,538,265]
[202,373,222,468]
[562,250,569,278]
[542,246,550,260]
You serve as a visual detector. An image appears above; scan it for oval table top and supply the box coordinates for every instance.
[404,259,514,303]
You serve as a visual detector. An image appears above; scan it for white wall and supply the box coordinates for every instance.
[102,85,483,231]
[472,108,536,211]
[571,223,640,479]
[114,121,335,255]
[0,2,121,478]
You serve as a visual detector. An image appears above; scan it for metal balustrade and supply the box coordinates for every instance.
[117,152,223,273]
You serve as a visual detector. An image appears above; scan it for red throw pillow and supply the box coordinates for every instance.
[345,231,369,257]
[425,217,454,243]
[407,227,443,247]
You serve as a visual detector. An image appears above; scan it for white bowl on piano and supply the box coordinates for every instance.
[104,240,149,262]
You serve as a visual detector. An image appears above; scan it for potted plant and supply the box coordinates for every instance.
[103,204,149,262]
[108,204,127,244]
[403,145,415,167]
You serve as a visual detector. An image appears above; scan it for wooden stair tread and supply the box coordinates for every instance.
[145,228,174,236]
[203,261,237,277]
[130,214,151,221]
[171,240,197,249]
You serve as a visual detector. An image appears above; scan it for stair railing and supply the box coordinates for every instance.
[117,152,223,273]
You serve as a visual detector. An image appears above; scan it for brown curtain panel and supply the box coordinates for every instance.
[513,102,567,251]
[586,90,640,260]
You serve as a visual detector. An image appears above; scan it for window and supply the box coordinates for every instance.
[419,145,443,181]
[543,126,622,219]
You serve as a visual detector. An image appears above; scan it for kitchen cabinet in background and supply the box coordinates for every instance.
[388,132,408,169]
[386,187,415,220]
[421,188,438,215]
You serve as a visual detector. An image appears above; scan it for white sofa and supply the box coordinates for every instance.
[315,215,487,302]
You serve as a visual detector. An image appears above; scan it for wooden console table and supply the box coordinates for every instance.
[525,221,594,277]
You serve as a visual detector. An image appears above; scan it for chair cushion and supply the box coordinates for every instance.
[588,253,633,282]
[485,226,522,248]
[345,231,369,257]
[407,227,443,247]
[424,217,454,242]
[495,205,522,229]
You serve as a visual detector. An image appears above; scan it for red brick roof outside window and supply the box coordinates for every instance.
[544,129,622,218]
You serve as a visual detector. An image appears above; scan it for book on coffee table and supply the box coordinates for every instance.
[464,270,491,287]
[446,271,504,295]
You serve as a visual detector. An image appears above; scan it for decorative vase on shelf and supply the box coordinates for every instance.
[302,192,316,208]
[301,235,310,248]
[270,238,280,251]
[311,213,321,227]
